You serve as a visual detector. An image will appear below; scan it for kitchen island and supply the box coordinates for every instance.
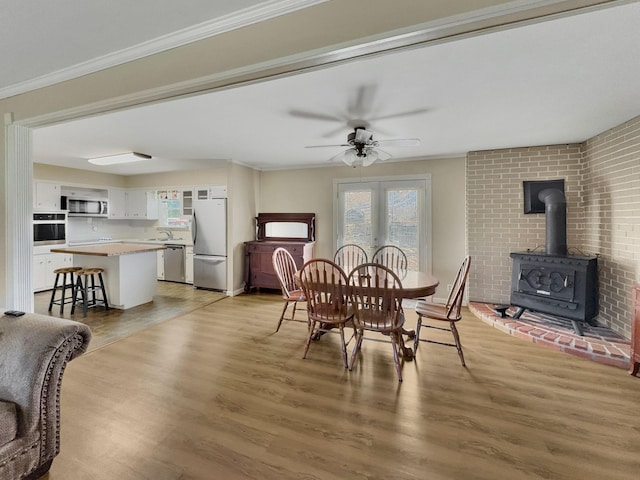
[50,243,165,309]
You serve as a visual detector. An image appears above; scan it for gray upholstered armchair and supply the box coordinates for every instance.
[0,313,91,479]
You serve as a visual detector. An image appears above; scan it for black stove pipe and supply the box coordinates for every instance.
[538,188,567,256]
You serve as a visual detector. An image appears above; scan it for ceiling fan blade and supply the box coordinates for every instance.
[288,109,344,122]
[347,84,377,118]
[322,124,351,138]
[376,138,421,147]
[374,148,391,161]
[305,143,350,149]
[371,108,431,121]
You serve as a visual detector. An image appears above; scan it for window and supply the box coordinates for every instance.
[157,189,190,227]
[335,176,431,272]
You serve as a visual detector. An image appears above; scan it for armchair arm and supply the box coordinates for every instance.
[0,313,91,467]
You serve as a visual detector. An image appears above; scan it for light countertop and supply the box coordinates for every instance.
[67,238,192,247]
[51,243,166,257]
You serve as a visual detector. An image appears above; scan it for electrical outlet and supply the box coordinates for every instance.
[447,284,453,292]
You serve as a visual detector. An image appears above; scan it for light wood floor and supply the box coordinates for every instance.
[45,293,640,480]
[35,281,225,351]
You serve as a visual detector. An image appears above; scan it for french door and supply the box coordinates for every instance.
[335,176,431,271]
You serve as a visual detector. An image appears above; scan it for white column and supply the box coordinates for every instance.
[5,115,33,311]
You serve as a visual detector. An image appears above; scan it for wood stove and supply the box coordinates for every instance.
[509,185,599,334]
[510,251,598,334]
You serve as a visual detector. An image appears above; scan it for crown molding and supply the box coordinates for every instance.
[17,0,624,131]
[0,0,327,100]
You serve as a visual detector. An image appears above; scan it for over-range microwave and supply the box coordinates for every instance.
[61,196,109,217]
[33,212,66,246]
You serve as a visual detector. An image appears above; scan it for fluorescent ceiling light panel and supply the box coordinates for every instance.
[87,152,152,165]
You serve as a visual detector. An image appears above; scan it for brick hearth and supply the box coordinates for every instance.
[469,302,631,370]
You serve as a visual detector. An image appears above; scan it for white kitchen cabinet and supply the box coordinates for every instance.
[127,190,159,219]
[195,187,210,200]
[157,250,165,280]
[109,189,158,220]
[34,182,61,210]
[33,255,48,291]
[127,190,147,218]
[33,252,73,292]
[185,246,194,284]
[194,185,227,200]
[108,188,127,219]
[182,189,193,216]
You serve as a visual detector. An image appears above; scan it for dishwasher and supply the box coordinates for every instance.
[164,244,186,283]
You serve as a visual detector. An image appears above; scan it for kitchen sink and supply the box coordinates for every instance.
[143,238,192,246]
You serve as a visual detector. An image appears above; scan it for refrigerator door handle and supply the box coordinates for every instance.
[191,211,197,244]
[196,256,225,264]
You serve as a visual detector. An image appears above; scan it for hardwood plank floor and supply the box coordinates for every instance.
[45,293,640,479]
[35,281,225,351]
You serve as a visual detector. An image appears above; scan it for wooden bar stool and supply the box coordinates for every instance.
[71,267,110,317]
[48,266,82,314]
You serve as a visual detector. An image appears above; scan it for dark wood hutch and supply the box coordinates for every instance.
[244,213,315,292]
[630,285,640,376]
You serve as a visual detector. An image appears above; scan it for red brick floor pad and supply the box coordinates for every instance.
[469,302,631,370]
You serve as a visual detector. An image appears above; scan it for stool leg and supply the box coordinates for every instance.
[59,272,66,314]
[87,274,94,307]
[98,272,109,310]
[48,273,61,312]
[82,275,89,317]
[71,276,83,315]
[70,272,77,312]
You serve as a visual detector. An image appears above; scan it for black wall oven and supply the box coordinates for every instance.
[33,212,66,246]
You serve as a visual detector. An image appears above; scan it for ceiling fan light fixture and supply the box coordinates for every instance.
[362,150,378,167]
[87,152,152,165]
[307,127,418,167]
[342,149,358,167]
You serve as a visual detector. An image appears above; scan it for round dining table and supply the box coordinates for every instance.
[296,265,440,359]
[392,270,439,299]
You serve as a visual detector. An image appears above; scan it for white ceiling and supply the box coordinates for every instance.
[0,0,309,97]
[27,1,640,175]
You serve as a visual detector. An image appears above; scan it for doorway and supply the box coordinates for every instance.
[334,176,431,271]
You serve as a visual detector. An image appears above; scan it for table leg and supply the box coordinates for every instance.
[399,327,415,360]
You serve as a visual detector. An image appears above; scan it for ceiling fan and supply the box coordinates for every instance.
[289,84,430,138]
[305,127,420,167]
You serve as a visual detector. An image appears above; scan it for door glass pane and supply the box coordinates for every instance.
[342,189,375,260]
[386,188,419,270]
[337,177,429,272]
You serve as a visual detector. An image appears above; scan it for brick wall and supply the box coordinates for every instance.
[467,115,640,338]
[467,145,583,306]
[581,116,640,337]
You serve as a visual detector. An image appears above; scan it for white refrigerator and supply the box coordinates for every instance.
[191,198,227,291]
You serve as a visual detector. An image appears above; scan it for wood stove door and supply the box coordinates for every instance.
[516,264,576,302]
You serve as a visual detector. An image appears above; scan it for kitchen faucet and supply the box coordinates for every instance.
[159,230,174,240]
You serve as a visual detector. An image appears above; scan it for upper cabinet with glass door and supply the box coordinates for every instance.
[182,189,193,216]
[157,186,226,228]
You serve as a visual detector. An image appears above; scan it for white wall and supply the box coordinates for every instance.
[258,156,467,286]
[229,164,261,293]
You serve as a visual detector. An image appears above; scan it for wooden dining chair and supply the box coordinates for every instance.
[333,244,368,272]
[413,256,471,366]
[272,247,307,332]
[372,245,408,273]
[347,263,406,381]
[298,258,355,368]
